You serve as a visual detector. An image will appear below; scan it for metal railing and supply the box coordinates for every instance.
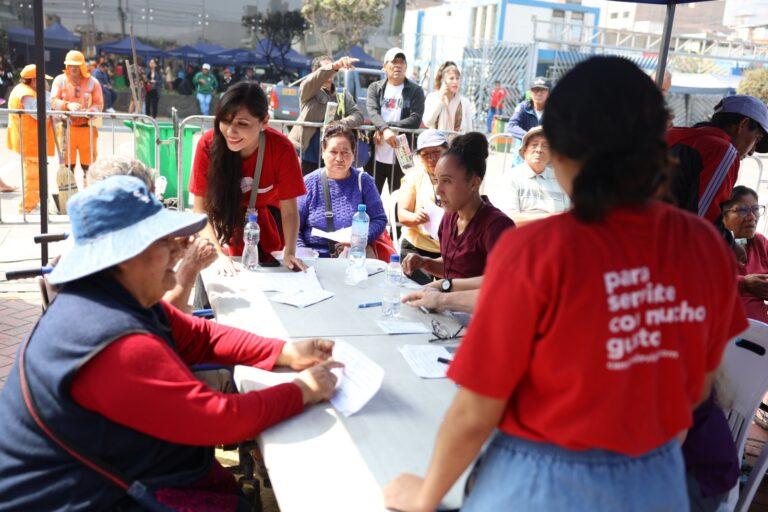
[1,109,167,223]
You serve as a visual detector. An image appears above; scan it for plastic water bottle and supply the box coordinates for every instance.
[350,204,369,261]
[382,255,403,317]
[242,213,260,271]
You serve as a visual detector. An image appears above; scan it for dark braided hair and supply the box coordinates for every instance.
[441,132,488,180]
[543,56,670,222]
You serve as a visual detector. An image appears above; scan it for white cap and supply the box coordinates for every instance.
[202,63,211,70]
[383,47,406,64]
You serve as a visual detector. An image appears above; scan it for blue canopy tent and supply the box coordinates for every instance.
[334,45,381,69]
[254,39,311,71]
[609,0,714,88]
[167,45,208,61]
[96,37,167,59]
[212,48,267,67]
[8,22,80,69]
[191,43,226,59]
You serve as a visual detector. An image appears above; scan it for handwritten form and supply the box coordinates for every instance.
[233,341,383,417]
[398,345,452,379]
[376,318,432,335]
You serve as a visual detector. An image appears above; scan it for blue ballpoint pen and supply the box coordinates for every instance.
[357,301,383,309]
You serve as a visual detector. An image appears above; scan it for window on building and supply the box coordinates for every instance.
[623,11,630,18]
[610,12,618,19]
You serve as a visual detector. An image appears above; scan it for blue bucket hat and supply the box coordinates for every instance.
[48,175,207,285]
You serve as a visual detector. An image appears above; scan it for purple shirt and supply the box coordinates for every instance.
[297,168,388,255]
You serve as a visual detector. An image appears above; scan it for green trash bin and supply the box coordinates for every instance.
[124,120,202,209]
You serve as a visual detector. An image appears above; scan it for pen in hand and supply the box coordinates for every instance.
[437,357,453,365]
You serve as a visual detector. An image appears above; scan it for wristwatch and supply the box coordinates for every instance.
[441,278,453,293]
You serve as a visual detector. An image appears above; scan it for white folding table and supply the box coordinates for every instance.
[201,259,469,511]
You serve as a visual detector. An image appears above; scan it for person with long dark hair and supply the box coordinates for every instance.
[384,56,747,511]
[189,81,307,272]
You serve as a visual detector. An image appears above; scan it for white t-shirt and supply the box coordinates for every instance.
[375,82,405,165]
[535,109,544,121]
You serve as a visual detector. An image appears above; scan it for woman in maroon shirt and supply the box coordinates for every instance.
[722,185,768,322]
[401,132,514,284]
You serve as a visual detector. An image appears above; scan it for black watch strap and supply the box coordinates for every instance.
[441,278,452,293]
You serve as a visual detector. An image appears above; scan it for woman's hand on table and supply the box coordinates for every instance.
[744,274,768,299]
[402,253,425,276]
[402,289,442,311]
[283,250,308,272]
[279,338,334,370]
[293,360,344,405]
[383,473,431,512]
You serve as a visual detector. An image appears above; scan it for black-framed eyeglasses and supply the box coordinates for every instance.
[429,319,464,343]
[727,205,765,218]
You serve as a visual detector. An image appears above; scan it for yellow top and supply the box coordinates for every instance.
[401,166,441,254]
[6,82,54,157]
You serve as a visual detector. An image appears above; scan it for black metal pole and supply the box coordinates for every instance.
[33,0,48,265]
[655,2,676,88]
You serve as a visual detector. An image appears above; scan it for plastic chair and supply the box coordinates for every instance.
[722,319,768,511]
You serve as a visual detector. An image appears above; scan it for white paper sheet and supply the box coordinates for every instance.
[311,227,352,245]
[398,345,453,379]
[234,365,296,393]
[423,201,445,240]
[376,318,432,335]
[233,340,383,417]
[270,289,334,308]
[330,341,384,416]
[241,266,323,293]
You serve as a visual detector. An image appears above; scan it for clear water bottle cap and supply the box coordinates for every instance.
[389,255,399,263]
[357,204,366,212]
[247,213,258,222]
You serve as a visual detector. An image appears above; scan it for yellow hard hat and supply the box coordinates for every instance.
[63,50,90,78]
[20,64,52,80]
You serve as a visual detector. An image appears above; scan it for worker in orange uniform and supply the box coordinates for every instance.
[7,64,55,213]
[51,50,103,179]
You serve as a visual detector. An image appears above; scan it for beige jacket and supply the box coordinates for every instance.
[287,64,363,154]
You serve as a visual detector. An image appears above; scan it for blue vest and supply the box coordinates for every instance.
[0,273,213,510]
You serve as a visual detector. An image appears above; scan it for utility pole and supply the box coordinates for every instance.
[118,0,126,37]
[82,1,96,57]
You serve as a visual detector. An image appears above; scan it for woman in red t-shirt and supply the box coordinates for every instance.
[384,57,747,511]
[190,81,307,272]
[401,133,514,282]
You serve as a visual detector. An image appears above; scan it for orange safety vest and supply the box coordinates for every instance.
[6,83,54,158]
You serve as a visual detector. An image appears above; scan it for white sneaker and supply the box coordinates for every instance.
[106,108,116,113]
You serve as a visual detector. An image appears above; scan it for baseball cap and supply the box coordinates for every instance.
[715,95,768,153]
[531,77,551,90]
[416,129,448,152]
[202,63,211,70]
[383,47,406,64]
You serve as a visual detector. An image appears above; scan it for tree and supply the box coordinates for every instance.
[738,68,768,104]
[302,0,390,55]
[242,9,308,76]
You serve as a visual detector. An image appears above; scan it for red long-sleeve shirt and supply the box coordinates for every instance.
[70,302,304,446]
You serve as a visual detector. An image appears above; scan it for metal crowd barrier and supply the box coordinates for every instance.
[174,115,461,211]
[0,109,165,223]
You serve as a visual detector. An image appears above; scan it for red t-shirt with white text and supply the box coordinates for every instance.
[189,127,306,255]
[448,201,747,456]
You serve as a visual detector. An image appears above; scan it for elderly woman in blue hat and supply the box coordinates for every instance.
[0,176,341,511]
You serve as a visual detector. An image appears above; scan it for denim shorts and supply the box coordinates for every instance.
[461,431,688,512]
